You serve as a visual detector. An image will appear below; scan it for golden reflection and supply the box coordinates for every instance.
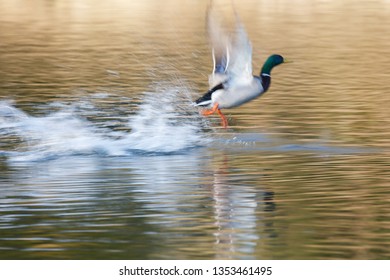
[209,152,275,259]
[0,0,390,260]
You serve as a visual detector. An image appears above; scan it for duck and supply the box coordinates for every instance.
[195,7,288,128]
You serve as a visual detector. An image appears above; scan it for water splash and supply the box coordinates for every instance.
[128,89,207,153]
[0,87,208,163]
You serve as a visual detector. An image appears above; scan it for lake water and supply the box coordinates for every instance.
[0,0,389,259]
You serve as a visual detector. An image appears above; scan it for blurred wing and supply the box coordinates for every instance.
[206,7,231,87]
[227,15,253,85]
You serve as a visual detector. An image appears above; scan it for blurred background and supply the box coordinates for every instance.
[0,0,389,259]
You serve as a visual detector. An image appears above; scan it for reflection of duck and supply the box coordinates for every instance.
[210,153,276,259]
[124,151,276,259]
[195,7,288,128]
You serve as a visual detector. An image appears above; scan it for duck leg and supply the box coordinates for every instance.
[202,103,228,128]
[217,108,228,128]
[202,103,219,116]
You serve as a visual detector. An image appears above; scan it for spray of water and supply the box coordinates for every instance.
[0,86,209,162]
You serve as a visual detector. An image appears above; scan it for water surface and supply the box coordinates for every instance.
[0,0,390,259]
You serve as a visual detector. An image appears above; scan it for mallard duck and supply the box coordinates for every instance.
[195,8,288,128]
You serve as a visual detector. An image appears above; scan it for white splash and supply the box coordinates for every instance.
[0,87,208,162]
[128,91,205,153]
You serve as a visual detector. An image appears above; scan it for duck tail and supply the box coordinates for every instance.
[194,83,224,106]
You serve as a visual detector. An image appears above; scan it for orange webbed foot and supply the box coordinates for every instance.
[201,103,219,116]
[201,103,228,128]
[217,108,228,129]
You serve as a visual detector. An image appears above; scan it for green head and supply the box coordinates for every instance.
[261,54,285,75]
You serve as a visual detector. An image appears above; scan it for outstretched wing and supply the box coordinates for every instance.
[206,6,231,88]
[227,13,253,85]
[206,7,253,88]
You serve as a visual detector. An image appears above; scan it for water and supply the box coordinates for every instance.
[1,0,390,259]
